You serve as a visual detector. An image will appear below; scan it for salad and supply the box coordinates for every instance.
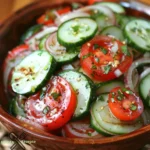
[3,1,150,138]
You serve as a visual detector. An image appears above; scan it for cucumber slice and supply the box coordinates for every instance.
[20,24,43,43]
[96,80,124,95]
[91,13,113,30]
[139,73,150,107]
[100,25,125,41]
[124,19,150,52]
[59,70,93,119]
[92,94,143,134]
[9,95,26,117]
[39,34,79,63]
[11,50,56,95]
[90,112,113,136]
[96,2,125,14]
[116,14,136,29]
[57,17,98,47]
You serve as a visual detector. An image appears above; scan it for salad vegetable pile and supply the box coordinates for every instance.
[3,1,150,138]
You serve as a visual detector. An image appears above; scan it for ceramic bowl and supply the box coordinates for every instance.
[0,0,150,149]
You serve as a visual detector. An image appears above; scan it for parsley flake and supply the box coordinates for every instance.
[103,65,111,74]
[51,92,61,100]
[121,45,130,56]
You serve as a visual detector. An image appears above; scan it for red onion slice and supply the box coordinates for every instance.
[75,5,116,25]
[55,11,90,25]
[125,58,150,91]
[45,32,66,55]
[140,68,150,79]
[25,26,58,50]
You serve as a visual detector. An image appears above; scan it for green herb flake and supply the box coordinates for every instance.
[43,106,50,114]
[82,53,92,60]
[121,45,130,56]
[38,51,43,56]
[117,90,124,101]
[103,65,111,74]
[97,95,104,101]
[130,104,137,111]
[131,27,136,32]
[93,44,100,50]
[87,132,92,136]
[72,24,80,33]
[51,92,61,100]
[91,65,97,69]
[101,48,108,55]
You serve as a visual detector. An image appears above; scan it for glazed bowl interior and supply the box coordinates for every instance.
[0,0,150,149]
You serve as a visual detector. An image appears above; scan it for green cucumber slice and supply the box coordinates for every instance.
[124,19,150,52]
[96,80,124,95]
[20,24,43,43]
[139,73,150,107]
[59,70,93,119]
[92,94,143,134]
[9,95,26,117]
[11,50,56,95]
[100,25,125,41]
[97,2,125,14]
[90,112,113,136]
[57,17,98,47]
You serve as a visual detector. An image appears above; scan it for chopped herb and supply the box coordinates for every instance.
[43,106,50,114]
[51,92,61,100]
[97,95,104,101]
[101,48,108,55]
[93,44,100,50]
[72,24,80,33]
[103,65,111,74]
[117,90,124,101]
[121,88,132,94]
[121,87,128,92]
[130,104,137,111]
[87,132,92,136]
[91,65,97,69]
[131,27,136,32]
[111,92,115,98]
[121,45,130,56]
[82,53,92,60]
[38,51,43,56]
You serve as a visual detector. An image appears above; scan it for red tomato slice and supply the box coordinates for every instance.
[62,117,101,138]
[37,7,71,25]
[88,0,102,5]
[25,76,77,130]
[80,35,133,82]
[3,44,31,96]
[108,87,144,121]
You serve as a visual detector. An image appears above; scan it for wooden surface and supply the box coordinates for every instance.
[0,0,38,21]
[0,0,150,21]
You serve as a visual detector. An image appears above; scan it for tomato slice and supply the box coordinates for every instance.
[80,35,133,82]
[3,44,31,96]
[25,76,77,130]
[108,87,144,121]
[37,7,71,25]
[62,117,101,138]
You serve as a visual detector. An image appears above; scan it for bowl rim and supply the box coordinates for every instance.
[0,0,150,145]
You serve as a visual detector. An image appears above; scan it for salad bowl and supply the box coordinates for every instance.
[0,0,150,150]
